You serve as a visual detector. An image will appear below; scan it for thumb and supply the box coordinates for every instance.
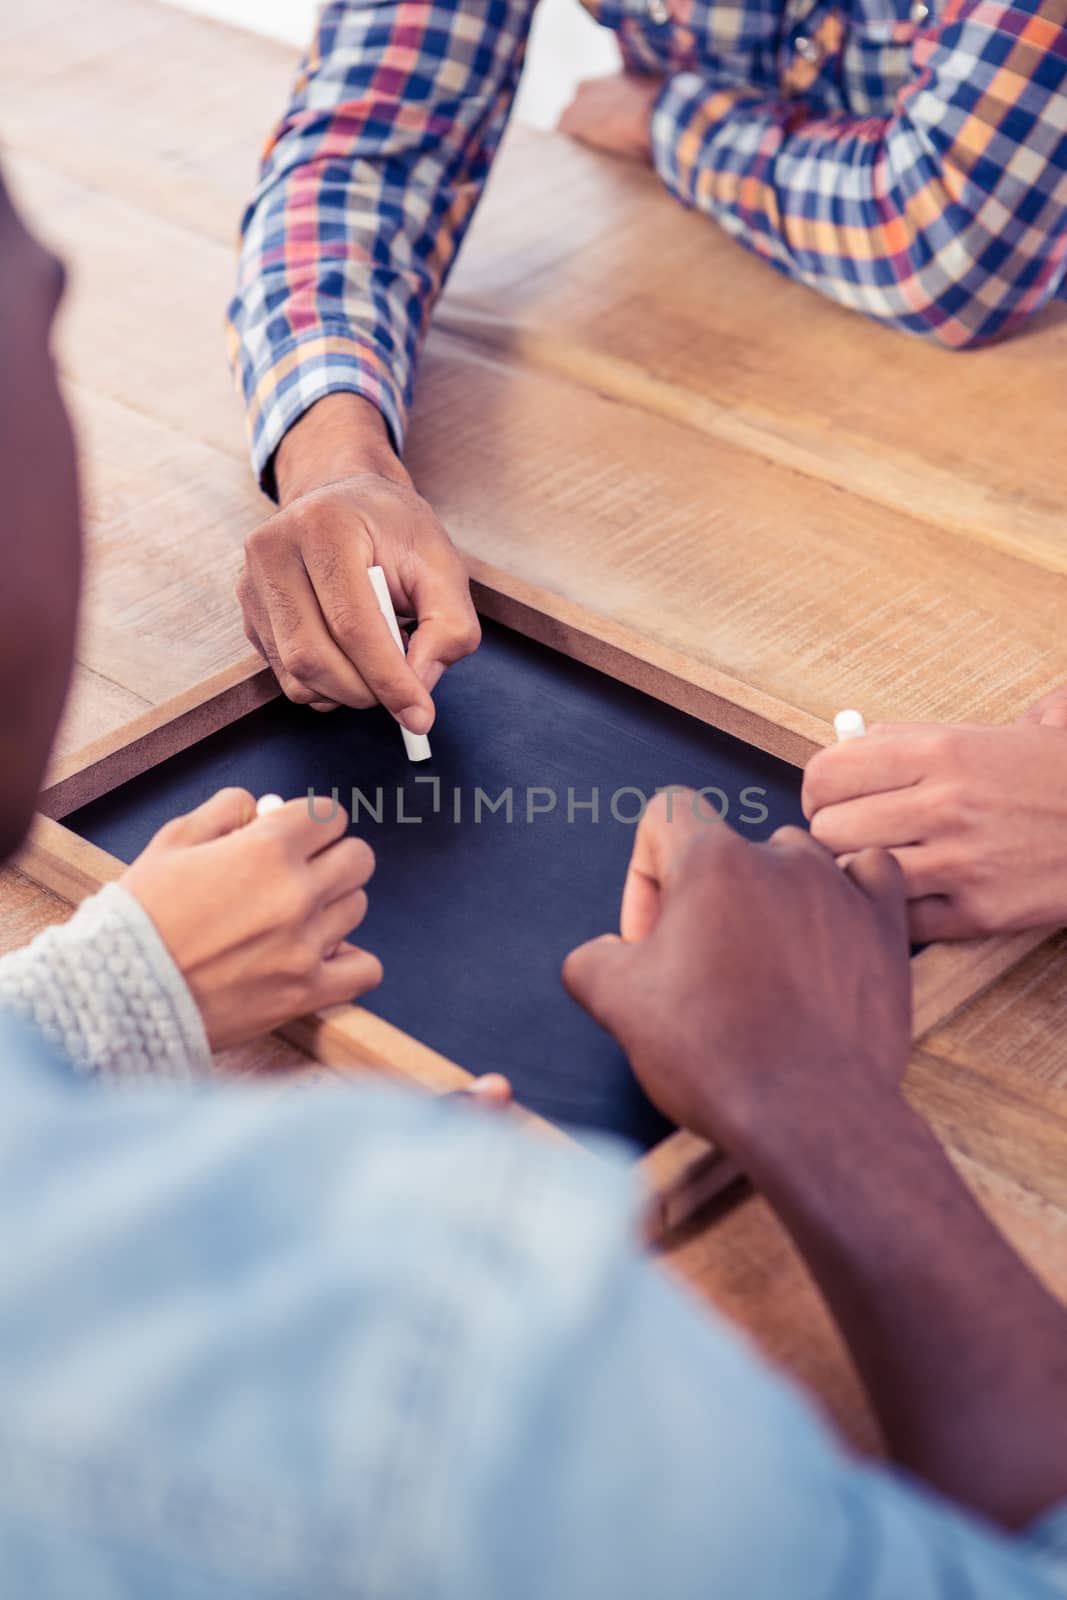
[166,787,257,848]
[562,933,636,1037]
[405,551,481,695]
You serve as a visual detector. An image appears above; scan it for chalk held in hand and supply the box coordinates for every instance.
[367,565,432,764]
[834,709,867,743]
[255,793,286,817]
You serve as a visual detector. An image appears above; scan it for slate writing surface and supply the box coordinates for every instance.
[68,622,806,1149]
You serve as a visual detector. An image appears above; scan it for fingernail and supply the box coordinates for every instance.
[399,705,433,735]
[420,661,445,694]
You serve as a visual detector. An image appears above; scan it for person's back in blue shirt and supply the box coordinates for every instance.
[2,1009,1066,1599]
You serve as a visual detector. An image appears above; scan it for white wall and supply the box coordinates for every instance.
[160,0,619,128]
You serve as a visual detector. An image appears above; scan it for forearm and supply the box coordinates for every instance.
[651,0,1067,345]
[227,0,534,492]
[740,1088,1067,1527]
[0,883,211,1083]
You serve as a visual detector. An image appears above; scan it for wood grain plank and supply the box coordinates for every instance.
[41,656,275,817]
[40,372,268,761]
[52,666,152,763]
[908,1047,1067,1214]
[915,932,1067,1208]
[0,0,292,244]
[444,130,1067,569]
[409,340,1067,730]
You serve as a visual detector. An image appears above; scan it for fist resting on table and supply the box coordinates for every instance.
[564,793,911,1163]
[563,794,1067,1529]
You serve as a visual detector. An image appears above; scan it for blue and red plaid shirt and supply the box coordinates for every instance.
[228,0,1067,488]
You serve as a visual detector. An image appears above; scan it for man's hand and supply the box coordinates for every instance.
[569,793,1067,1531]
[238,394,481,726]
[563,795,911,1160]
[122,788,382,1050]
[803,721,1067,940]
[559,72,662,164]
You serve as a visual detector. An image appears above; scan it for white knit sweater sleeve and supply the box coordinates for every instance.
[0,882,211,1082]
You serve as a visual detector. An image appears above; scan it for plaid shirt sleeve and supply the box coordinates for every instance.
[227,1,534,492]
[650,0,1067,347]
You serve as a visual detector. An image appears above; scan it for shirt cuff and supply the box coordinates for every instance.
[235,325,409,500]
[650,71,758,209]
[0,882,212,1084]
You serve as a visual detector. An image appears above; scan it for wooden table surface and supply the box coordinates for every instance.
[3,0,1067,1450]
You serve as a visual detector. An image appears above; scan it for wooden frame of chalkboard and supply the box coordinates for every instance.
[19,556,1052,1240]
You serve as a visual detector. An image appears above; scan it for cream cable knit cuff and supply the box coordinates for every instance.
[0,882,211,1082]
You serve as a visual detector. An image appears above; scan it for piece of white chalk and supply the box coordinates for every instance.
[367,565,432,763]
[255,793,286,817]
[834,709,867,743]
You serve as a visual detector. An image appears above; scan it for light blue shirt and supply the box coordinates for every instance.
[1,1009,1065,1598]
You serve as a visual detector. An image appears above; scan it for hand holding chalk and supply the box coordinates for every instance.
[368,566,432,763]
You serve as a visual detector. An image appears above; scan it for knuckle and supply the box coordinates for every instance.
[344,685,377,709]
[154,816,190,849]
[277,643,323,684]
[453,613,482,657]
[278,673,317,706]
[218,785,253,811]
[320,951,382,1004]
[801,745,832,799]
[338,836,375,883]
[244,517,288,565]
[306,525,346,579]
[287,882,318,926]
[936,779,977,833]
[953,845,993,895]
[956,891,995,937]
[683,818,737,877]
[560,946,588,1000]
[770,823,810,850]
[344,890,370,930]
[322,600,367,654]
[928,726,963,766]
[371,660,416,706]
[302,493,352,540]
[645,789,682,824]
[351,953,384,995]
[256,832,297,877]
[808,809,835,848]
[285,938,321,983]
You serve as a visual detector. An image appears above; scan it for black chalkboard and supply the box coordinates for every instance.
[68,622,806,1150]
